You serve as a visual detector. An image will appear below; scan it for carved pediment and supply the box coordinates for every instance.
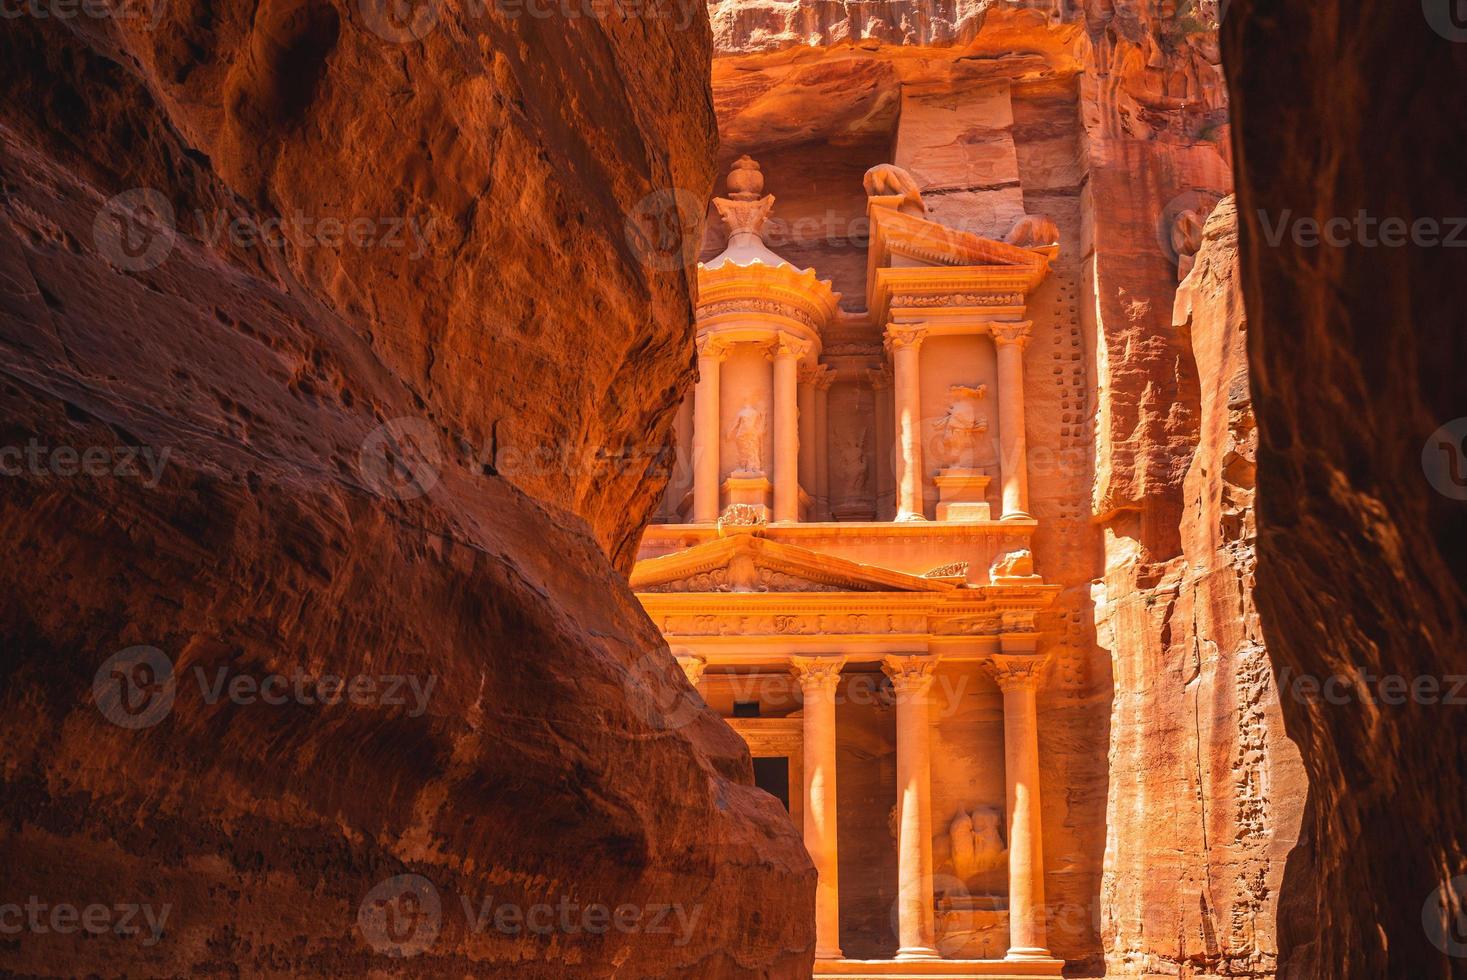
[631,534,954,595]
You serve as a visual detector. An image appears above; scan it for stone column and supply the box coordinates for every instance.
[670,394,694,521]
[992,322,1032,521]
[791,656,846,959]
[813,366,833,521]
[882,654,940,960]
[867,366,894,520]
[991,649,1051,961]
[772,333,808,523]
[798,367,818,512]
[692,336,727,523]
[885,327,928,521]
[676,654,707,690]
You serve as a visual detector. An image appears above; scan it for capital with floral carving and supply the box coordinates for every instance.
[990,321,1033,350]
[811,364,836,391]
[696,334,731,361]
[988,653,1047,691]
[884,326,928,355]
[867,365,894,391]
[774,332,813,361]
[676,654,708,688]
[790,655,847,694]
[882,654,938,699]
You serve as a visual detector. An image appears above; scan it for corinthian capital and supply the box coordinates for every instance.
[884,326,928,354]
[988,653,1046,691]
[811,364,836,391]
[990,321,1033,349]
[881,654,938,697]
[790,655,847,693]
[696,334,731,361]
[774,332,812,360]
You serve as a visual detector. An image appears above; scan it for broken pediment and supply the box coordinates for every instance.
[630,533,955,595]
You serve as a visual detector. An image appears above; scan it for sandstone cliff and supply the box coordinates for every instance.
[707,0,1306,974]
[1225,2,1467,976]
[0,3,815,976]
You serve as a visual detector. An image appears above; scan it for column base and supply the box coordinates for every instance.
[998,510,1032,521]
[1003,947,1053,961]
[894,947,941,961]
[895,510,929,522]
[815,947,846,961]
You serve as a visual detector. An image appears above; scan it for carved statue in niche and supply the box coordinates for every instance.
[838,427,870,496]
[727,403,766,475]
[932,384,994,470]
[950,806,1007,879]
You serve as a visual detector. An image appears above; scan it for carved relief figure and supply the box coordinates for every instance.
[728,403,766,475]
[932,384,993,470]
[863,164,926,217]
[950,806,1007,879]
[838,427,871,496]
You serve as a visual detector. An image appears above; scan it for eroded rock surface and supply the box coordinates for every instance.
[1225,2,1467,976]
[0,4,815,976]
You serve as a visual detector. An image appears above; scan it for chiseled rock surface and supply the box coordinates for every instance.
[709,1,1305,976]
[0,4,814,977]
[1098,198,1306,978]
[1226,2,1467,976]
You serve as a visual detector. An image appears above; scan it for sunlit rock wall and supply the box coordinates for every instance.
[0,2,817,976]
[707,1,1307,974]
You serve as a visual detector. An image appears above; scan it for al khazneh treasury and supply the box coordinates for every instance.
[635,152,1070,977]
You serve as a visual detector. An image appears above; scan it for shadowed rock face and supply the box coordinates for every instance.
[0,3,816,977]
[1224,3,1467,978]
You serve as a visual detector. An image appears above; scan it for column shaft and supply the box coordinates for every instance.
[993,323,1032,520]
[798,370,817,513]
[813,368,831,521]
[772,335,806,522]
[692,338,724,523]
[994,655,1050,960]
[792,656,845,959]
[883,655,939,960]
[868,368,895,520]
[887,328,928,521]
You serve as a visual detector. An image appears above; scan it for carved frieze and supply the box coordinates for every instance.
[890,292,1025,308]
[697,298,821,331]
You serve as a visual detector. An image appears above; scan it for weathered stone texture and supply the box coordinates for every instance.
[1225,2,1467,976]
[0,2,815,976]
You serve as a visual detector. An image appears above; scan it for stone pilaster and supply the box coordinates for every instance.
[990,647,1051,961]
[791,655,846,959]
[992,322,1032,521]
[882,653,940,960]
[885,327,928,521]
[812,365,834,521]
[772,333,809,523]
[693,335,729,523]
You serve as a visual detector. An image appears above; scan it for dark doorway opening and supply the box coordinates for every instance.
[752,756,790,812]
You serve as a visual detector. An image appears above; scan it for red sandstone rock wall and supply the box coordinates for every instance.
[709,2,1310,976]
[0,4,815,976]
[1224,2,1467,976]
